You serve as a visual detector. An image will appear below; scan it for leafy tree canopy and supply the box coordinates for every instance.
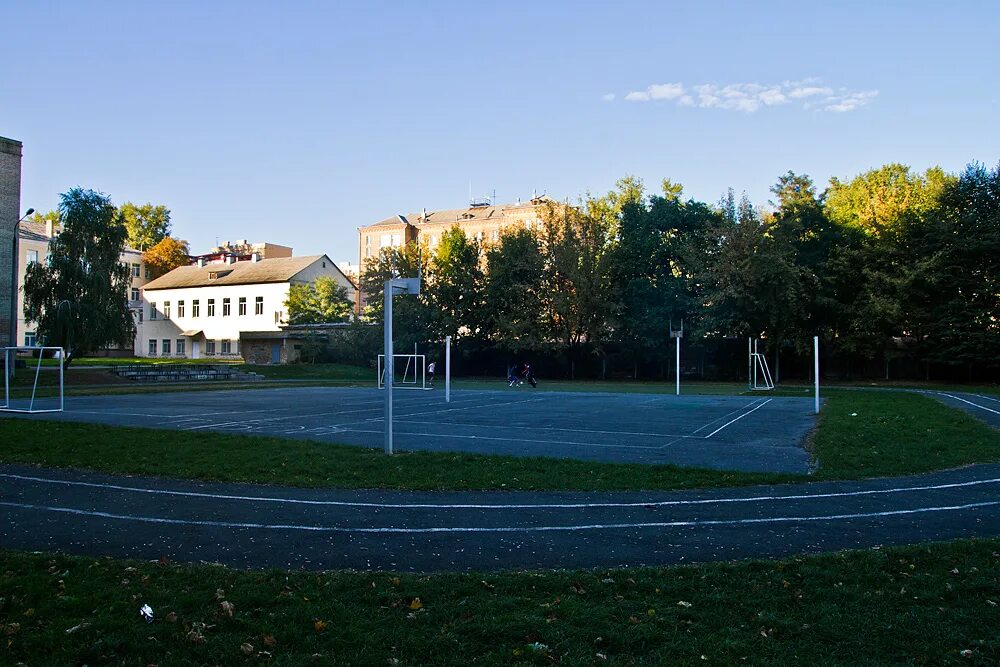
[142,236,190,279]
[22,188,135,365]
[120,202,171,250]
[285,276,354,325]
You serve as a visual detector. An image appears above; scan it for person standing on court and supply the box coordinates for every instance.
[427,360,436,387]
[522,362,537,388]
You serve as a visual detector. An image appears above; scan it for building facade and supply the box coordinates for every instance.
[1,136,23,349]
[190,240,292,266]
[357,196,557,269]
[137,254,355,362]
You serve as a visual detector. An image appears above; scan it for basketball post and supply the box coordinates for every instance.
[670,318,683,396]
[383,277,420,455]
[814,335,820,414]
[445,335,451,403]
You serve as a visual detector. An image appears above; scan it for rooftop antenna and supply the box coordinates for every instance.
[469,180,472,207]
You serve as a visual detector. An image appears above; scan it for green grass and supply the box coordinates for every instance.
[2,539,998,665]
[0,419,790,492]
[0,390,996,491]
[810,390,1000,479]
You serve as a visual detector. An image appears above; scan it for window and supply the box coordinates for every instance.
[137,309,143,323]
[27,249,38,264]
[148,339,157,356]
[221,340,232,354]
[25,332,36,347]
[255,296,263,315]
[380,234,391,248]
[207,299,215,317]
[365,236,371,257]
[222,298,231,316]
[132,263,140,277]
[176,339,186,356]
[144,265,153,279]
[162,339,171,355]
[149,302,157,320]
[192,299,200,317]
[238,297,247,316]
[206,340,216,355]
[274,310,284,324]
[177,300,185,317]
[163,301,171,319]
[131,288,140,302]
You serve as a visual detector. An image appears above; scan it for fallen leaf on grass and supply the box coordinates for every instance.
[186,630,205,644]
[165,612,177,623]
[219,601,234,617]
[65,622,90,635]
[314,620,327,632]
[677,601,693,608]
[240,643,254,655]
[409,598,423,610]
[263,635,276,647]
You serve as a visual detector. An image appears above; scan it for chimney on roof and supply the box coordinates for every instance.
[251,252,261,263]
[227,254,237,264]
[422,207,427,221]
[45,220,54,238]
[198,257,206,268]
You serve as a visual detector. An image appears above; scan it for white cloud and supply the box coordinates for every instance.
[602,93,615,102]
[625,82,685,103]
[616,79,877,113]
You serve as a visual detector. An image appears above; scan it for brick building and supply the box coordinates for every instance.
[1,136,23,349]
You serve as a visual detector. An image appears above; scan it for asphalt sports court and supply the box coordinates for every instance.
[17,387,816,473]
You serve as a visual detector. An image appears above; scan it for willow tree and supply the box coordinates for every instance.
[22,188,135,365]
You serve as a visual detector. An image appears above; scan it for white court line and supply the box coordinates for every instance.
[1,499,997,533]
[703,399,773,438]
[3,472,997,510]
[937,393,1000,416]
[689,398,768,435]
[973,393,1000,404]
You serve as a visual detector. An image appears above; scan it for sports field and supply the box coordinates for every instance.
[12,387,817,473]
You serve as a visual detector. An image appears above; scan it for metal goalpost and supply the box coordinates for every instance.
[748,337,775,391]
[377,353,428,390]
[1,346,65,413]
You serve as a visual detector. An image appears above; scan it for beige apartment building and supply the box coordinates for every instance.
[357,195,558,270]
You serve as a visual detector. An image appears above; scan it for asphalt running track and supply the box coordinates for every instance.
[923,390,1000,430]
[2,463,999,572]
[6,387,816,473]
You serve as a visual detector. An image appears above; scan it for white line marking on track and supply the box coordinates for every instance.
[3,472,997,509]
[703,399,773,438]
[937,393,1000,416]
[2,499,997,533]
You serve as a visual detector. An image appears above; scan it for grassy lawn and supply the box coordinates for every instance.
[2,539,998,665]
[0,389,996,491]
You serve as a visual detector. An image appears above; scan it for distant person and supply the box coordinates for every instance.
[427,360,436,387]
[522,362,537,388]
[508,364,521,387]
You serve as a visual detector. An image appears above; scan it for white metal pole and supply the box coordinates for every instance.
[814,335,820,414]
[59,349,64,411]
[445,335,451,403]
[383,282,394,454]
[675,335,680,396]
[747,337,752,391]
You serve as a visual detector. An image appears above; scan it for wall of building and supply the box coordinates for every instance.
[137,281,291,358]
[0,136,23,349]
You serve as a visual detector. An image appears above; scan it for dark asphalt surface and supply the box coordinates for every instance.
[9,387,817,473]
[923,390,1000,430]
[2,463,999,572]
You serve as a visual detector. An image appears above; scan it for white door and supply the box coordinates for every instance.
[191,341,200,359]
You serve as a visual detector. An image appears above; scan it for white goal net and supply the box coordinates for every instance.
[377,354,428,390]
[2,346,65,413]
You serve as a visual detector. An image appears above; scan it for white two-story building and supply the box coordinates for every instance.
[137,254,354,363]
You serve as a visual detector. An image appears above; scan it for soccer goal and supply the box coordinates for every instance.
[2,346,65,413]
[377,353,428,390]
[748,338,775,391]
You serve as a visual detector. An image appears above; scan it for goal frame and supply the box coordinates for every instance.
[377,353,429,390]
[748,338,775,391]
[2,346,65,413]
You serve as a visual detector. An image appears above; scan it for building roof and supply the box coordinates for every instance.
[18,220,142,254]
[143,255,330,291]
[364,197,553,230]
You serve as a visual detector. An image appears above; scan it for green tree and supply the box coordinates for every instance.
[22,188,135,365]
[359,242,428,354]
[483,227,546,351]
[285,276,353,325]
[424,226,485,341]
[142,236,190,278]
[120,202,171,250]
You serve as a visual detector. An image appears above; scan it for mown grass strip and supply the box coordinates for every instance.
[2,539,998,665]
[0,419,790,492]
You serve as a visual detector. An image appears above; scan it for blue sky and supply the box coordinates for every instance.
[3,0,998,264]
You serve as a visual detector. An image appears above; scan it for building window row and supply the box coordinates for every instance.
[148,295,267,320]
